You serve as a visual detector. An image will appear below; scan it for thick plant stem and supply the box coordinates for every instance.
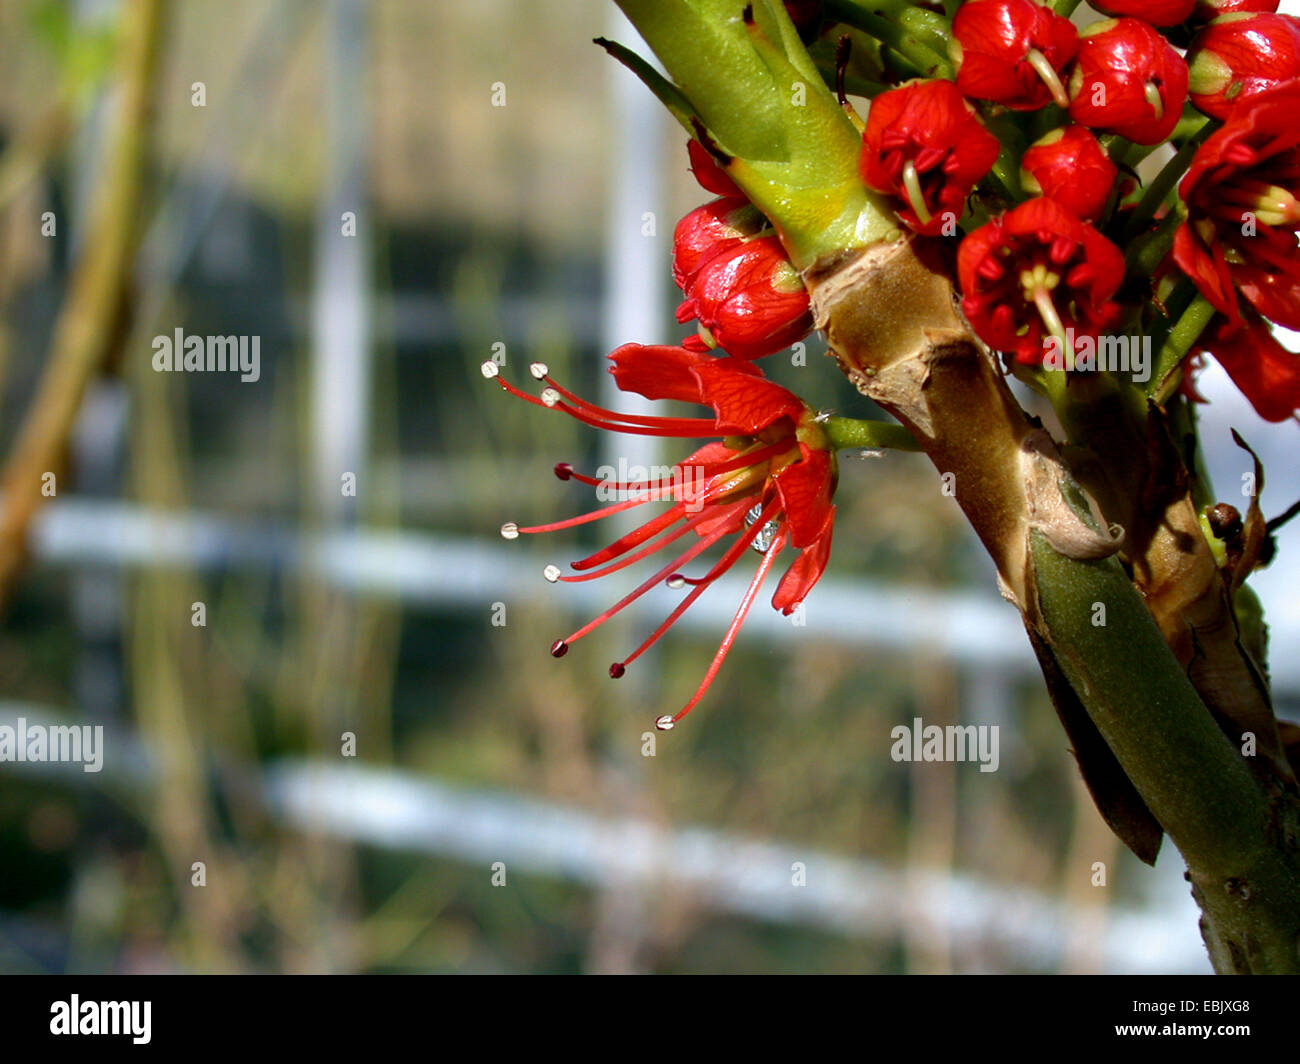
[806,234,1300,973]
[0,0,167,609]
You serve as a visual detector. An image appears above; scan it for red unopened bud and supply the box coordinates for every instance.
[1187,13,1300,120]
[687,138,742,198]
[1020,125,1118,223]
[1090,0,1195,27]
[1192,1,1279,22]
[672,197,767,290]
[676,236,813,360]
[951,0,1078,111]
[1068,18,1189,145]
[859,79,1000,237]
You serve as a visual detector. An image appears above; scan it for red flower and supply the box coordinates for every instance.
[1090,0,1195,26]
[951,0,1078,111]
[672,197,766,290]
[484,346,837,729]
[1067,18,1189,145]
[677,236,813,359]
[1186,13,1300,120]
[1195,312,1300,421]
[957,197,1125,365]
[687,138,743,198]
[1020,125,1118,223]
[1193,1,1280,22]
[858,79,1001,236]
[1173,81,1300,329]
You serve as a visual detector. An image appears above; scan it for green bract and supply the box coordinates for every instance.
[613,0,898,267]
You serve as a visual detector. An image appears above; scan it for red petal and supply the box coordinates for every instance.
[1203,316,1300,421]
[771,445,835,548]
[771,507,834,614]
[1173,223,1242,321]
[607,344,714,404]
[688,138,743,198]
[689,358,799,434]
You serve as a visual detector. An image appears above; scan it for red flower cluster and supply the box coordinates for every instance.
[949,4,1191,144]
[850,0,1300,420]
[486,345,836,729]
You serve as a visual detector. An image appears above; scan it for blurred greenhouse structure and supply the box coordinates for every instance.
[0,0,1297,974]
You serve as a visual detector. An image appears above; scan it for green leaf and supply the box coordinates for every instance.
[593,37,698,134]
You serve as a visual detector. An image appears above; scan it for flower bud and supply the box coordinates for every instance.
[1090,0,1195,27]
[676,236,813,360]
[951,0,1079,111]
[1192,1,1279,23]
[1068,18,1189,145]
[672,198,767,290]
[1187,13,1300,119]
[1020,125,1118,223]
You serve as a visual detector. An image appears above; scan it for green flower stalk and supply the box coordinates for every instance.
[612,0,898,266]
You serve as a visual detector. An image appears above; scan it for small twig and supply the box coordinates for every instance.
[0,0,167,609]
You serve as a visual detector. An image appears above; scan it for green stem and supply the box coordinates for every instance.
[1052,0,1083,14]
[1030,530,1300,975]
[1152,294,1217,404]
[1122,118,1216,243]
[824,0,952,78]
[1125,205,1185,280]
[824,416,920,452]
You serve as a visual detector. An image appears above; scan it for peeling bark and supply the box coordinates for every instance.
[807,233,1300,973]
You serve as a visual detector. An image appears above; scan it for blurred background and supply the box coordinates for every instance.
[0,0,1296,974]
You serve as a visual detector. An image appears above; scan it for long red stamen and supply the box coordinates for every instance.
[568,497,751,577]
[613,578,714,674]
[486,364,715,437]
[553,439,785,504]
[671,494,781,587]
[549,397,716,438]
[539,372,715,431]
[656,528,790,730]
[510,483,686,536]
[553,521,736,651]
